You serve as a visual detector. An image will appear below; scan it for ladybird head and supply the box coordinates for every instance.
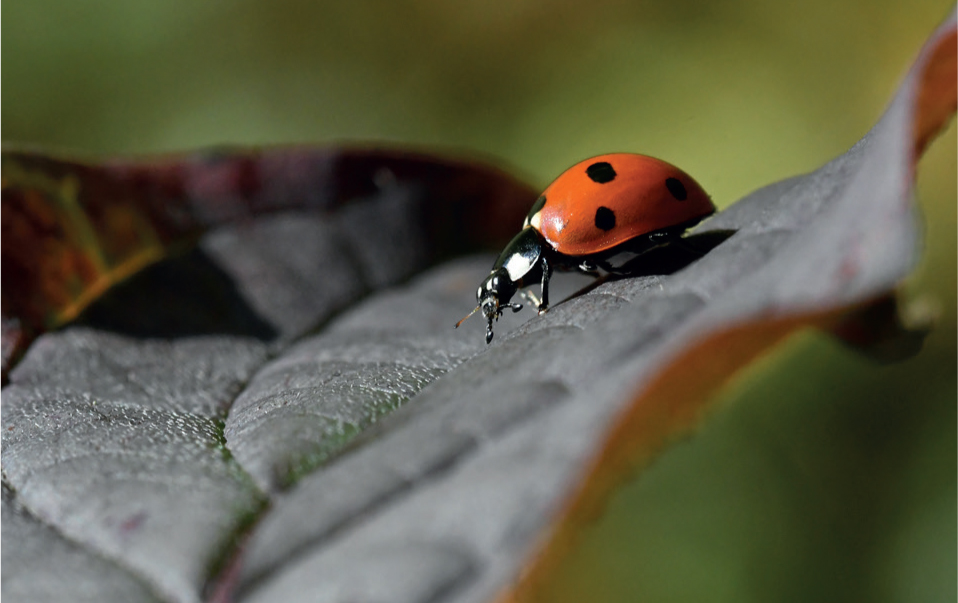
[456,229,543,343]
[455,267,521,344]
[478,268,515,307]
[477,268,519,343]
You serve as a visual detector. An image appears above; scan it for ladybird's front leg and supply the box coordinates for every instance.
[538,256,552,314]
[500,302,523,314]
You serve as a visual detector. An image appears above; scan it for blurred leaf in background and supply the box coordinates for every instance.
[3,1,954,602]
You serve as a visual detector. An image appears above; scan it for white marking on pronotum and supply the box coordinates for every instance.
[504,253,534,281]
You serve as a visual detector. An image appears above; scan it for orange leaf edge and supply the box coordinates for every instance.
[498,10,957,603]
[497,302,860,603]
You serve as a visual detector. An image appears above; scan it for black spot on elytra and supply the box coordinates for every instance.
[595,206,616,231]
[526,195,547,221]
[586,162,617,184]
[665,177,687,200]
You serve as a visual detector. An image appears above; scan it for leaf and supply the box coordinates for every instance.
[501,12,958,602]
[1,150,536,603]
[2,12,955,603]
[2,482,163,603]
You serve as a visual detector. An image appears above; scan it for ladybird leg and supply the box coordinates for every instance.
[648,231,674,246]
[538,257,552,314]
[519,289,540,308]
[577,260,600,277]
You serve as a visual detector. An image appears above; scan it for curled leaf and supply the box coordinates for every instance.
[1,148,536,377]
[502,10,957,601]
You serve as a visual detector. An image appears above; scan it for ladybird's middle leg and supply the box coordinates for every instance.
[577,260,600,278]
[519,289,541,308]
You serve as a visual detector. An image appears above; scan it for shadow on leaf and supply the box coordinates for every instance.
[75,248,278,340]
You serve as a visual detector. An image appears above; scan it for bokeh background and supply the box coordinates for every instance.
[4,1,955,601]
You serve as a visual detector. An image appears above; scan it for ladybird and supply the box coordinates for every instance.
[457,153,715,344]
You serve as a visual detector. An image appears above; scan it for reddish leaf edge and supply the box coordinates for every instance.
[499,10,957,603]
[0,145,537,381]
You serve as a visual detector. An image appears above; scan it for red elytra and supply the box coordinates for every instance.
[527,153,714,256]
[460,152,717,344]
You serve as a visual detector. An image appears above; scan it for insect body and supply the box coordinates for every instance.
[457,153,715,343]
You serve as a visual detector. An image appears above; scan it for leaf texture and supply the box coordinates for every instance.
[2,11,955,603]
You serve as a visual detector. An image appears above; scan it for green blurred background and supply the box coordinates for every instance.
[4,1,955,601]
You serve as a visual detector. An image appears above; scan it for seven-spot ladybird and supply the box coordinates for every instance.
[457,153,715,344]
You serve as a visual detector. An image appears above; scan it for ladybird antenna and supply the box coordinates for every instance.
[455,305,481,328]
